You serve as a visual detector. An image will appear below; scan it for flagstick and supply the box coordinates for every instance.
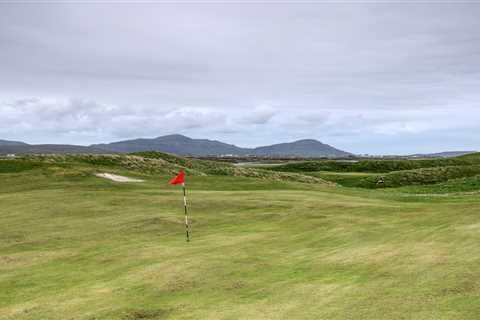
[182,182,190,242]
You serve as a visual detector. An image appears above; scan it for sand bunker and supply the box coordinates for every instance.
[95,173,144,182]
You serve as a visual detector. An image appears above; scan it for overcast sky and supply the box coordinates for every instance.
[1,2,480,154]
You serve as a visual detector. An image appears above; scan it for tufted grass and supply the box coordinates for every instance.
[1,159,480,319]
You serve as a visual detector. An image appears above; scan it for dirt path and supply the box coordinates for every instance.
[95,173,144,182]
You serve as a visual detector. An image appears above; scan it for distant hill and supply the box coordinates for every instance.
[91,134,247,155]
[0,144,107,155]
[0,135,351,157]
[91,134,352,157]
[251,139,351,157]
[0,139,29,146]
[408,151,477,158]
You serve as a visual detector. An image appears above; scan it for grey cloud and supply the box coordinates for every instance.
[236,106,276,125]
[0,98,228,143]
[1,3,480,152]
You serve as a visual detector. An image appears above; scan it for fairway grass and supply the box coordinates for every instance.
[2,169,480,319]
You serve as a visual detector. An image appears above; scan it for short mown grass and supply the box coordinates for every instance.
[2,157,480,319]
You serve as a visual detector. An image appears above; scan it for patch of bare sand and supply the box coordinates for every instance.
[95,173,144,182]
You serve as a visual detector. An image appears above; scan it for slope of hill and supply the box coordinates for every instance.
[0,144,107,155]
[408,151,477,158]
[265,156,480,174]
[359,165,480,188]
[92,134,352,157]
[458,152,480,160]
[91,134,248,155]
[251,139,351,157]
[5,152,331,185]
[265,152,480,189]
[0,139,28,146]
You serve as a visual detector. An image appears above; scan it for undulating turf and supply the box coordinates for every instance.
[1,157,480,319]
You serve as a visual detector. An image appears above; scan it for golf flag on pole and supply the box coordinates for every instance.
[169,170,185,185]
[169,170,190,242]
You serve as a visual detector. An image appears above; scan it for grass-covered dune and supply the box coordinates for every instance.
[264,154,480,174]
[264,153,480,189]
[360,165,480,188]
[2,153,331,185]
[2,153,480,319]
[387,175,480,195]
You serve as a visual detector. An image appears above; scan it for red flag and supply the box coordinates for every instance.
[169,170,185,185]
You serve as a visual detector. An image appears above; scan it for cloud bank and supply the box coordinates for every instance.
[1,3,480,153]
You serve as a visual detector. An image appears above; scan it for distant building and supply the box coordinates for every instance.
[6,154,16,158]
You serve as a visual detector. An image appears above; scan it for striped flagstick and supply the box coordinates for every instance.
[169,170,190,242]
[182,182,190,242]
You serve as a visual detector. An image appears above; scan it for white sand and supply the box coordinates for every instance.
[95,173,144,182]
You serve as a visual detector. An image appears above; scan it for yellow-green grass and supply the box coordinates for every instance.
[359,165,480,189]
[302,171,377,187]
[264,153,480,174]
[2,166,480,319]
[11,154,329,185]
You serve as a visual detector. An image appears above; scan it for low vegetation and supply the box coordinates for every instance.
[0,159,42,173]
[2,152,480,319]
[360,165,480,188]
[304,171,377,187]
[265,154,480,174]
[131,151,232,173]
[7,153,332,186]
[264,153,480,190]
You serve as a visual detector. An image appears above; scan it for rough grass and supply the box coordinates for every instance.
[359,165,480,188]
[458,152,480,160]
[2,162,480,319]
[387,175,480,195]
[264,153,480,190]
[303,171,377,187]
[5,154,331,186]
[130,151,233,173]
[0,160,42,173]
[20,154,185,175]
[265,155,480,174]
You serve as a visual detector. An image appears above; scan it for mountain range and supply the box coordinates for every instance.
[91,134,351,157]
[0,139,29,146]
[0,134,352,157]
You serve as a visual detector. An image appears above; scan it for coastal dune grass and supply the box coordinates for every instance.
[264,153,480,174]
[264,153,480,189]
[2,161,480,319]
[360,165,480,189]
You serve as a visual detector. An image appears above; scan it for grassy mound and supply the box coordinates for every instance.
[2,159,480,319]
[458,152,480,160]
[360,165,480,188]
[131,151,232,174]
[265,156,480,174]
[20,154,187,175]
[305,171,377,187]
[132,152,331,184]
[389,175,480,194]
[0,159,42,173]
[2,153,331,185]
[217,166,332,184]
